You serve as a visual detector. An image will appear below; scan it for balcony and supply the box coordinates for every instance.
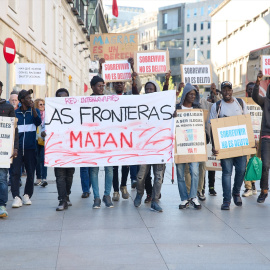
[71,7,79,15]
[77,16,84,25]
[82,27,88,34]
[158,27,182,37]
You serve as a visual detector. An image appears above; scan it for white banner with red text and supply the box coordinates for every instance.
[45,91,176,167]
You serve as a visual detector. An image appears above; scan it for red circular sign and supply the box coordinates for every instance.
[3,38,16,64]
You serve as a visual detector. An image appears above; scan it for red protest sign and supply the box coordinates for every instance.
[3,38,16,64]
[134,50,170,75]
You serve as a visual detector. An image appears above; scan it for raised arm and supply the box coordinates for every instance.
[252,70,265,107]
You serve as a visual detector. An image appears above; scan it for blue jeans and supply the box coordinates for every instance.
[220,156,247,203]
[90,167,113,199]
[36,144,47,179]
[130,165,139,181]
[0,169,8,206]
[176,162,199,201]
[80,167,92,193]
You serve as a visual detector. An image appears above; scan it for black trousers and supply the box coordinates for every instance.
[145,166,152,195]
[11,149,36,199]
[208,171,216,188]
[260,138,270,190]
[113,166,129,192]
[54,168,75,202]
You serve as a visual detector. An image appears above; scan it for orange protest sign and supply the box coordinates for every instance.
[90,33,138,61]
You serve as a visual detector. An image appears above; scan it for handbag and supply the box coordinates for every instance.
[244,155,262,181]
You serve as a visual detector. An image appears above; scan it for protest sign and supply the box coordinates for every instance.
[240,97,262,140]
[90,33,138,61]
[261,55,270,76]
[15,63,46,85]
[45,91,175,167]
[102,60,132,82]
[205,143,222,171]
[211,114,256,159]
[174,109,207,164]
[134,50,170,75]
[0,117,15,168]
[180,64,212,85]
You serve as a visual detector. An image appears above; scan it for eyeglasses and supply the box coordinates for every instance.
[39,104,45,106]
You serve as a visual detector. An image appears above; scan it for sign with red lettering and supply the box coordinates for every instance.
[205,143,221,171]
[134,50,170,75]
[44,91,176,167]
[102,60,132,82]
[261,55,270,76]
[174,109,207,164]
[90,33,138,61]
[181,64,212,85]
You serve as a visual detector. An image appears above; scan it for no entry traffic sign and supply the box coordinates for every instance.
[3,38,16,64]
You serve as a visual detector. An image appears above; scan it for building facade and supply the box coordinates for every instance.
[0,0,108,99]
[184,0,222,65]
[211,0,270,95]
[157,3,185,84]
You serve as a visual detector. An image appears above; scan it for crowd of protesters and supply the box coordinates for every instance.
[0,59,268,218]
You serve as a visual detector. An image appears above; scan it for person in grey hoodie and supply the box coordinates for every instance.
[175,83,202,210]
[133,80,166,212]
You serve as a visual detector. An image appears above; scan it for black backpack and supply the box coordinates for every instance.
[216,98,244,117]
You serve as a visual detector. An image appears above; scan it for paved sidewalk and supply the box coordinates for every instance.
[1,165,270,270]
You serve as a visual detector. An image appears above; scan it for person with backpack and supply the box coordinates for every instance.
[210,81,248,210]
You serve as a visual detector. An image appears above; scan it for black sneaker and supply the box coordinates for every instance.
[56,201,68,211]
[66,195,72,206]
[197,191,206,201]
[233,194,242,206]
[209,188,217,196]
[190,197,202,210]
[144,194,152,203]
[102,195,114,208]
[179,200,189,209]
[257,192,268,203]
[40,180,48,187]
[221,202,230,210]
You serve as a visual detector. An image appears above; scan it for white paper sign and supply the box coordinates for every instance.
[16,63,46,85]
[261,55,270,76]
[217,124,249,149]
[246,103,262,140]
[0,117,15,168]
[102,60,131,82]
[181,64,212,85]
[175,110,206,155]
[206,143,221,170]
[45,91,175,167]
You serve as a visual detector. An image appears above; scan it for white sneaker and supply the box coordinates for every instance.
[22,194,32,205]
[252,183,257,195]
[242,189,253,197]
[12,196,22,208]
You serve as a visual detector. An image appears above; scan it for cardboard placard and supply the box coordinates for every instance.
[211,114,256,159]
[261,55,270,76]
[102,60,132,82]
[205,143,222,171]
[174,109,207,164]
[0,117,15,168]
[134,50,170,75]
[90,33,138,61]
[15,63,46,85]
[180,64,212,85]
[240,97,262,141]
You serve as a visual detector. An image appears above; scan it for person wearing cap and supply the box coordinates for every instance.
[174,83,202,210]
[0,81,19,218]
[252,71,270,203]
[11,89,41,208]
[80,76,114,209]
[210,81,248,210]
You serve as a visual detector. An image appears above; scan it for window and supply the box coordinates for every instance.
[193,38,197,45]
[200,36,203,45]
[187,24,190,32]
[208,36,210,44]
[194,8,197,16]
[187,9,190,18]
[234,67,236,84]
[186,53,189,57]
[208,6,212,14]
[207,50,210,59]
[63,17,66,53]
[170,57,182,66]
[178,7,182,27]
[201,7,204,16]
[239,64,242,83]
[187,39,190,47]
[163,13,167,29]
[194,23,197,31]
[208,22,211,29]
[201,22,204,30]
[53,6,57,53]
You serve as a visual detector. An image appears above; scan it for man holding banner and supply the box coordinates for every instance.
[210,81,248,210]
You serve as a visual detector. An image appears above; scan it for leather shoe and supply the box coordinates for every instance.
[81,192,90,198]
[221,202,230,210]
[233,194,242,206]
[56,201,68,211]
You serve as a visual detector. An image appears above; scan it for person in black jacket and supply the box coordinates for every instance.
[252,71,270,203]
[0,81,19,218]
